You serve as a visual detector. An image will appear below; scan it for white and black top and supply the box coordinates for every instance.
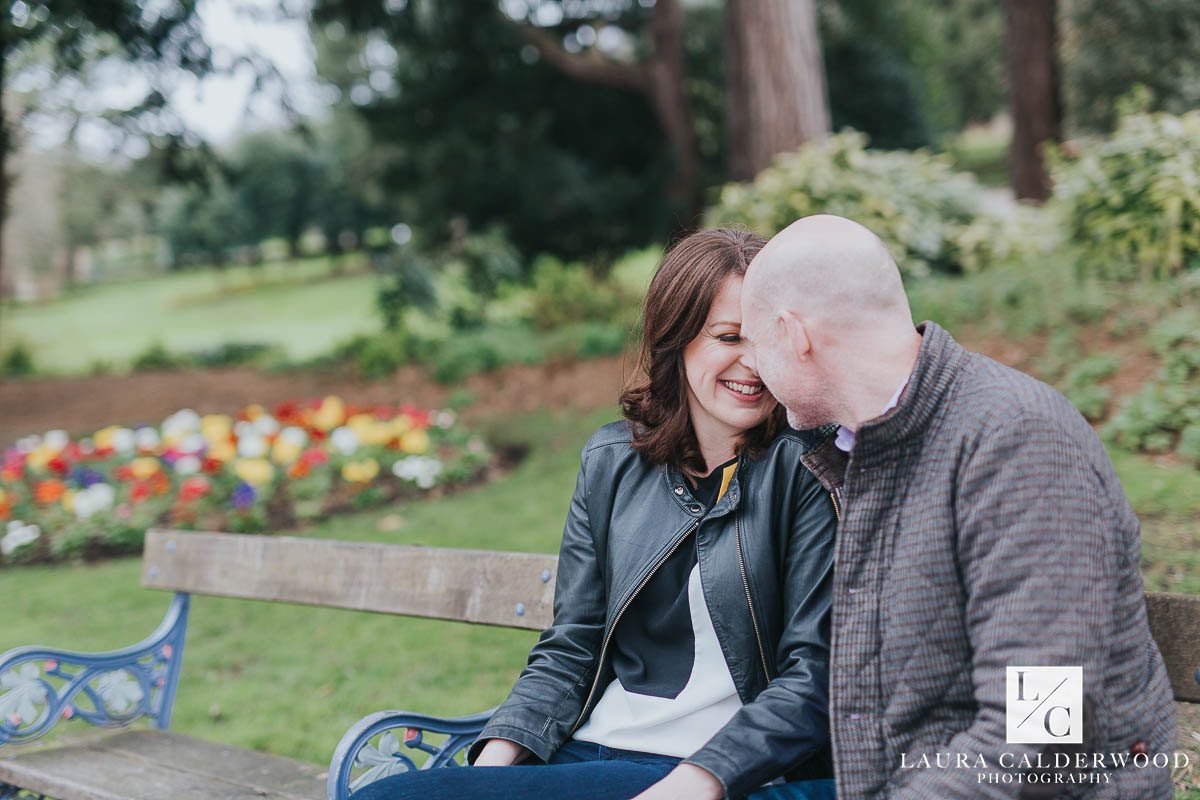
[573,459,742,757]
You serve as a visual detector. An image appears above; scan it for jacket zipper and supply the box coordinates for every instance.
[567,521,700,735]
[735,513,773,684]
[829,490,842,521]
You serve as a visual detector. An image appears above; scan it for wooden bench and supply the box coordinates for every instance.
[0,529,1197,800]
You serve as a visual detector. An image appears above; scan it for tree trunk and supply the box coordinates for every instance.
[725,0,830,182]
[644,0,701,224]
[1005,0,1061,202]
[0,38,8,309]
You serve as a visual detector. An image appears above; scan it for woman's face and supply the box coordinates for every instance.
[682,275,777,457]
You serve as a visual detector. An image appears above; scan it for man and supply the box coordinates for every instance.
[739,214,1176,798]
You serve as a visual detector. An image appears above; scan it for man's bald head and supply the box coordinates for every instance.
[740,215,920,430]
[743,214,910,335]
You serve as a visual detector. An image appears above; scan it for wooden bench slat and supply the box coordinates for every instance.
[1145,591,1200,703]
[0,730,323,800]
[142,530,556,631]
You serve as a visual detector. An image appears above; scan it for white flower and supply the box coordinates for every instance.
[74,484,115,520]
[251,415,280,437]
[1,522,41,556]
[237,435,268,459]
[391,456,443,489]
[134,426,161,451]
[15,435,40,454]
[110,428,136,454]
[174,455,201,476]
[179,433,207,455]
[162,409,201,439]
[434,410,457,429]
[42,429,69,451]
[331,427,359,456]
[278,426,308,447]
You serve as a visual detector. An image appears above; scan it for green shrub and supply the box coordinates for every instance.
[707,131,1006,277]
[1104,310,1200,460]
[526,256,627,331]
[1,341,35,377]
[131,341,185,372]
[1061,355,1119,423]
[188,342,277,368]
[1050,110,1200,281]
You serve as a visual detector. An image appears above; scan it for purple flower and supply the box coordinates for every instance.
[68,466,105,489]
[231,481,257,511]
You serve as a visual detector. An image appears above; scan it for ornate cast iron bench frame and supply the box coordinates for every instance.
[1,529,1198,800]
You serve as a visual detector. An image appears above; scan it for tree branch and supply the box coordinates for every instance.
[516,24,649,94]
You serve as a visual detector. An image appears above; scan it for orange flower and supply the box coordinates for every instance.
[34,480,67,505]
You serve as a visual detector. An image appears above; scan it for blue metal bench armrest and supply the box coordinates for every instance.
[0,593,190,747]
[327,707,495,800]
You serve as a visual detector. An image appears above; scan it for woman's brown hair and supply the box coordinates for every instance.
[619,228,786,474]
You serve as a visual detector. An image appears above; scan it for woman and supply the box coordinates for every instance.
[354,229,838,800]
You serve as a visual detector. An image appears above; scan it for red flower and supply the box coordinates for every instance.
[130,482,152,504]
[93,446,115,459]
[149,472,171,496]
[47,456,69,475]
[179,476,211,501]
[201,457,223,475]
[114,464,135,481]
[288,461,310,479]
[300,448,329,466]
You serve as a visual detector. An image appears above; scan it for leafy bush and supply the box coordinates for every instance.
[1050,110,1200,281]
[131,342,185,372]
[1104,310,1200,460]
[188,342,278,368]
[1061,355,1119,423]
[525,256,629,331]
[707,131,1006,277]
[2,341,36,377]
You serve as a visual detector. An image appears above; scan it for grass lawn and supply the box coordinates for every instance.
[0,257,380,375]
[1,405,1197,780]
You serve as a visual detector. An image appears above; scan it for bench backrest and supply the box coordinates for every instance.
[141,529,556,631]
[142,530,1200,702]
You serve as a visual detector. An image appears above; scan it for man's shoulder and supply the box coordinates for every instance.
[951,349,1092,438]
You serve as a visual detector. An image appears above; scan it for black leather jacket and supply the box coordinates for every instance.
[469,421,837,799]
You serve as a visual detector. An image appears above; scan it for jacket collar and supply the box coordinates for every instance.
[800,321,966,486]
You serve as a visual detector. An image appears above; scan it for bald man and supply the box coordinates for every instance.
[740,215,1175,799]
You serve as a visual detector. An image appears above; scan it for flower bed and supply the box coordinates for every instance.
[0,397,491,565]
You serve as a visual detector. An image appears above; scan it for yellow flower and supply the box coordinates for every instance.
[130,457,160,480]
[62,489,76,513]
[234,458,275,487]
[341,458,380,483]
[313,396,346,432]
[389,416,413,438]
[347,414,392,447]
[207,440,236,463]
[201,414,233,443]
[271,439,302,466]
[400,429,430,455]
[243,403,266,421]
[93,426,117,450]
[26,445,54,472]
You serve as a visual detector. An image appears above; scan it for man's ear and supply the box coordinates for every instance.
[780,311,811,362]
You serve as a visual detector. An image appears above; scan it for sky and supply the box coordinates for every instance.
[22,0,323,156]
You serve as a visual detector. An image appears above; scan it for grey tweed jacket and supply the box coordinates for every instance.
[800,321,1176,799]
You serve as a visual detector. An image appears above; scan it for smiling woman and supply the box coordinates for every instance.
[352,230,838,800]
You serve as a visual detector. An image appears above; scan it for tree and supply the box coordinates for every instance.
[1004,0,1061,201]
[724,0,829,181]
[0,0,212,300]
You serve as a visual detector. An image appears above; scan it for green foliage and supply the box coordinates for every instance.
[1050,110,1200,282]
[376,247,438,331]
[1061,355,1119,423]
[1061,0,1200,133]
[131,341,184,372]
[525,256,625,332]
[708,131,1004,277]
[2,341,36,377]
[1105,310,1200,461]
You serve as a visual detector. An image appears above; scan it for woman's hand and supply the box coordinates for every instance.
[472,738,534,767]
[630,763,724,799]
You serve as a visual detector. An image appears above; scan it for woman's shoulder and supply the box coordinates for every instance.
[582,419,635,452]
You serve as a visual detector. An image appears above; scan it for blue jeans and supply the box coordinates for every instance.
[349,739,836,800]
